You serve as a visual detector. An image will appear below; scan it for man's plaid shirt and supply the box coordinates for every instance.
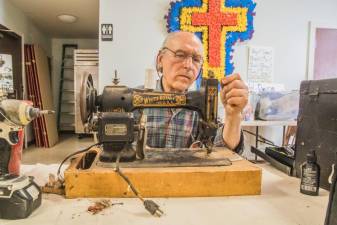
[136,80,244,153]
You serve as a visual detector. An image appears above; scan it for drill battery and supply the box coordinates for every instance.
[0,175,42,219]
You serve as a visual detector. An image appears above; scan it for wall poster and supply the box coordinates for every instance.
[0,54,14,94]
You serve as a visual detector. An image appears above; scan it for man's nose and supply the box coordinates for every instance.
[182,56,193,68]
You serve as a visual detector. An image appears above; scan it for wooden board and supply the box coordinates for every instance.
[65,148,262,198]
[25,45,42,147]
[30,45,47,146]
[33,45,59,147]
[24,44,59,147]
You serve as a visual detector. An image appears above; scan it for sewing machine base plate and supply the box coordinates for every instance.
[96,148,232,168]
[64,147,262,198]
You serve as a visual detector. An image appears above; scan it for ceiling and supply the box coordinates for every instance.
[10,0,99,39]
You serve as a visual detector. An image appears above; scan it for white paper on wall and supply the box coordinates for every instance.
[247,46,274,83]
[0,54,14,94]
[248,82,285,93]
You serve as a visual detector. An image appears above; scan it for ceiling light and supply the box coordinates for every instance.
[57,14,77,23]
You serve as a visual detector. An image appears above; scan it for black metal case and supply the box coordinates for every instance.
[295,78,337,190]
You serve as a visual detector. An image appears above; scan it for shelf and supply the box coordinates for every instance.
[62,67,74,71]
[64,55,74,59]
[60,123,75,127]
[57,44,78,131]
[62,100,75,104]
[61,112,75,116]
[61,78,74,82]
[63,89,75,93]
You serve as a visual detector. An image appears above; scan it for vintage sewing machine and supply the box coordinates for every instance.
[64,72,261,199]
[79,71,221,164]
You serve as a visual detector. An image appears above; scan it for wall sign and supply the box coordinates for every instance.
[101,24,113,41]
[247,46,274,83]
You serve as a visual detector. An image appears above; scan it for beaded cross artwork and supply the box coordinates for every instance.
[165,0,256,83]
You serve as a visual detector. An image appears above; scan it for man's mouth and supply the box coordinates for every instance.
[177,75,191,81]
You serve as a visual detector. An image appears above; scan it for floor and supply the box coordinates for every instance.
[22,134,95,164]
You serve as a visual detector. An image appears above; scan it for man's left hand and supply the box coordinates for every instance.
[220,73,248,118]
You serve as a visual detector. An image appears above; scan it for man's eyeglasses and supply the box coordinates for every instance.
[161,47,203,65]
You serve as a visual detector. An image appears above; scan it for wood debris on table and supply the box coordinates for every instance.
[87,200,123,215]
[41,173,65,195]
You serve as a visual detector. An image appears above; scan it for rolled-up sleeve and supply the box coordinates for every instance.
[213,125,244,154]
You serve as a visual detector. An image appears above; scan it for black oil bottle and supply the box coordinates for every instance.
[300,150,320,196]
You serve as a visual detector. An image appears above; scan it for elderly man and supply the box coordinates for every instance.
[142,31,248,153]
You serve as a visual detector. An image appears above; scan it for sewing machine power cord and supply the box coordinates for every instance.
[114,152,164,217]
[56,142,164,217]
[56,142,102,180]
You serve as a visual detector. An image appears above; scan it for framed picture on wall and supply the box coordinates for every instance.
[0,54,14,93]
[307,21,337,80]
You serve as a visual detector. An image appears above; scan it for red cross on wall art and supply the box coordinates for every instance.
[165,0,256,85]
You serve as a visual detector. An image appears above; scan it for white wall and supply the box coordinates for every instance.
[51,38,98,115]
[99,0,337,91]
[233,0,337,91]
[99,0,170,92]
[99,0,337,157]
[0,0,51,55]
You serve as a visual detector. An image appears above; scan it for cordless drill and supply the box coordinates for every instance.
[0,98,53,219]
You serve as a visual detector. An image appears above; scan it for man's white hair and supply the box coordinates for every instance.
[156,31,203,74]
[160,31,203,49]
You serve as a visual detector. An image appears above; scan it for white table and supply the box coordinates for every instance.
[241,120,297,160]
[0,163,328,225]
[241,120,297,127]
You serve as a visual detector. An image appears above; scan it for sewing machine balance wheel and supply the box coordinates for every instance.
[80,73,97,124]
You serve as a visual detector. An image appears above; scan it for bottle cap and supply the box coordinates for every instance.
[307,150,317,163]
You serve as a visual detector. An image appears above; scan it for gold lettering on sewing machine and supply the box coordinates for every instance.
[133,93,186,107]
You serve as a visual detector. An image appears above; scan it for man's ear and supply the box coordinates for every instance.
[156,52,163,73]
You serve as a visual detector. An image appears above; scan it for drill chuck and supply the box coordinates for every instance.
[28,108,54,121]
[0,100,54,126]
